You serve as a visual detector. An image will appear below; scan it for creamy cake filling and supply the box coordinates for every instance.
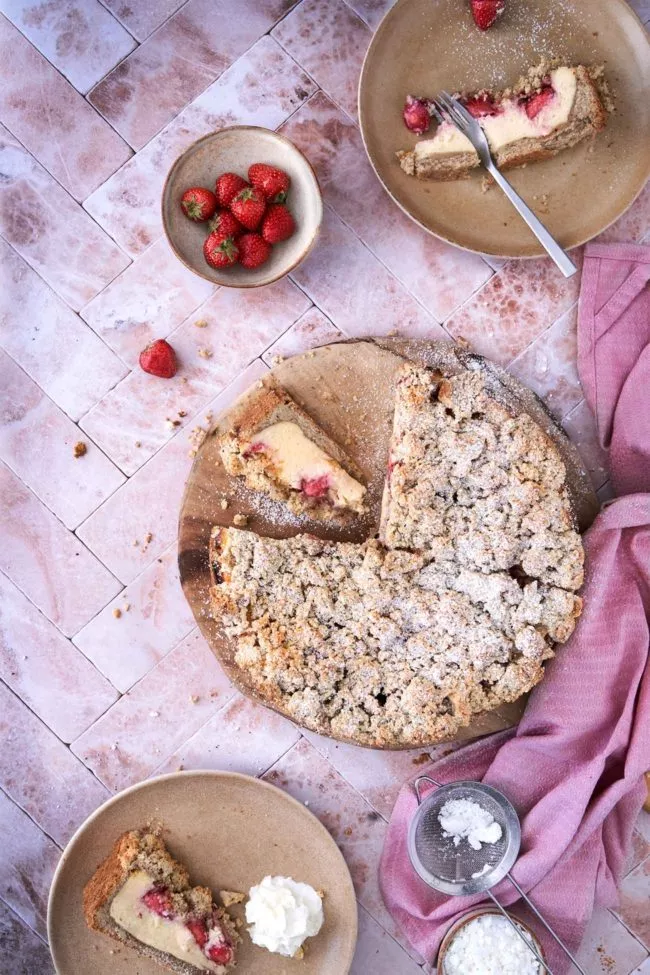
[416,67,577,157]
[245,421,366,510]
[110,871,231,972]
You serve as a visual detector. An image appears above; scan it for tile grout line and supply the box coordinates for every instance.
[0,893,50,948]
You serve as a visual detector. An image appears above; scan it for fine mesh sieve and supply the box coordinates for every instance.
[408,776,587,975]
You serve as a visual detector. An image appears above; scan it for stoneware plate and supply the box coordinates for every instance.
[359,0,650,257]
[48,771,357,975]
[177,338,598,750]
[162,127,322,287]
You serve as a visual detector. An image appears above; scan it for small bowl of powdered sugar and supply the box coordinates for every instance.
[437,907,545,975]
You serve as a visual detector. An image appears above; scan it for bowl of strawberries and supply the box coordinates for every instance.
[162,126,322,288]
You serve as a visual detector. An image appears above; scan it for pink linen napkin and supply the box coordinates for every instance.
[379,242,650,973]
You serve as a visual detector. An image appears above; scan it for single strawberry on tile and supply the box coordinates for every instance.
[139,339,178,379]
[470,0,505,30]
[203,232,239,269]
[208,209,243,239]
[261,204,295,244]
[180,187,218,222]
[238,233,271,269]
[215,172,248,208]
[230,186,267,230]
[248,163,291,202]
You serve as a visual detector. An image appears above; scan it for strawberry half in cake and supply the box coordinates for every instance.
[83,829,239,974]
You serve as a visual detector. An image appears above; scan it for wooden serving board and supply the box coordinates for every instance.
[178,339,599,750]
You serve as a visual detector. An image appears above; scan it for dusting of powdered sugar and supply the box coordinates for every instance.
[438,797,503,851]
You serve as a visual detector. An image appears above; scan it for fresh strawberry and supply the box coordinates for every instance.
[215,172,248,208]
[523,85,555,119]
[180,187,218,222]
[301,475,330,498]
[139,339,177,379]
[463,95,501,118]
[142,886,173,917]
[208,209,243,239]
[470,0,505,30]
[248,163,291,202]
[237,233,271,269]
[207,943,233,965]
[230,186,266,230]
[186,919,208,948]
[261,204,295,244]
[203,232,239,269]
[403,95,431,135]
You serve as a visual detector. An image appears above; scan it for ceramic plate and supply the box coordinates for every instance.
[162,127,322,287]
[359,0,650,257]
[48,771,357,975]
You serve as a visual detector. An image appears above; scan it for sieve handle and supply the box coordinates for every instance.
[507,874,587,975]
[485,890,554,974]
[414,775,443,805]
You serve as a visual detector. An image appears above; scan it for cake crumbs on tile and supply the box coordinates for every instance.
[112,608,122,619]
[194,319,208,328]
[73,441,87,458]
[198,347,212,359]
[220,498,229,510]
[233,513,248,526]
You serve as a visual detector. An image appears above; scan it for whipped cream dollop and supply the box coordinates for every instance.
[245,875,324,957]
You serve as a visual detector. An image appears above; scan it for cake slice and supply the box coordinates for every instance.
[83,828,239,974]
[397,64,607,181]
[380,362,584,591]
[219,380,367,521]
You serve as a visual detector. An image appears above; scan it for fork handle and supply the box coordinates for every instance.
[484,160,578,278]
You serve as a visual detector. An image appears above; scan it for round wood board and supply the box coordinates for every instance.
[358,0,650,257]
[48,771,357,975]
[178,339,599,749]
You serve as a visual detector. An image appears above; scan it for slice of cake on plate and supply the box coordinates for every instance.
[219,380,367,521]
[398,63,607,180]
[83,828,239,974]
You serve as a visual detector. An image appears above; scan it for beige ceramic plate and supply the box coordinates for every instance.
[359,0,650,257]
[48,771,357,975]
[162,127,323,287]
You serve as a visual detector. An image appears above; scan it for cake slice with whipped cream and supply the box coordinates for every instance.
[398,63,607,180]
[83,828,239,974]
[219,379,367,521]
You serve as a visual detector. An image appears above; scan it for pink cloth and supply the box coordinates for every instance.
[379,242,650,973]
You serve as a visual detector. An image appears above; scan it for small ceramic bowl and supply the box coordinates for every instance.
[162,126,322,288]
[437,907,546,974]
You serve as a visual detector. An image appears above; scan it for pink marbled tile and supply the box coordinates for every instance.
[626,830,650,877]
[0,241,128,421]
[444,256,582,366]
[352,904,423,975]
[291,207,446,340]
[0,791,61,939]
[263,738,424,962]
[80,236,214,366]
[0,352,125,530]
[628,0,650,21]
[615,857,650,950]
[0,571,118,742]
[596,182,650,245]
[508,303,583,421]
[281,92,492,321]
[72,543,195,692]
[76,360,269,584]
[0,124,129,311]
[262,307,343,364]
[303,730,458,821]
[0,0,135,94]
[84,36,316,256]
[637,811,650,844]
[81,280,306,474]
[597,480,615,505]
[0,463,121,637]
[100,0,186,41]
[632,960,650,974]
[576,907,648,973]
[563,398,610,491]
[0,682,110,845]
[73,628,235,791]
[89,0,299,149]
[0,16,131,200]
[273,0,371,120]
[0,901,55,975]
[154,693,301,778]
[344,0,395,30]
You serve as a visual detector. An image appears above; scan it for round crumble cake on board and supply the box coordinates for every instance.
[178,339,597,750]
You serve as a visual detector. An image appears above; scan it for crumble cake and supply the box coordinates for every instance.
[219,379,367,521]
[398,63,607,181]
[83,828,238,974]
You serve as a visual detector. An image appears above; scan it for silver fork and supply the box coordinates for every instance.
[433,91,578,278]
